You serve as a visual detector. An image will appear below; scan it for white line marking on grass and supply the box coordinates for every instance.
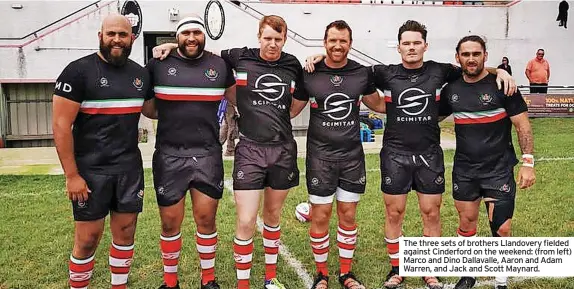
[538,156,574,161]
[0,192,57,198]
[223,179,314,288]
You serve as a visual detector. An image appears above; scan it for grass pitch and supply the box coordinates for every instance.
[1,119,573,289]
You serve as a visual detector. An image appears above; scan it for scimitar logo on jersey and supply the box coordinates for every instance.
[397,88,431,115]
[396,87,433,122]
[322,93,355,126]
[253,73,288,102]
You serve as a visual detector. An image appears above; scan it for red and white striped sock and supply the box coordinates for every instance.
[234,237,253,289]
[338,224,358,275]
[385,236,401,268]
[196,231,217,285]
[69,254,95,289]
[263,224,280,280]
[160,232,182,287]
[109,242,134,289]
[310,230,330,276]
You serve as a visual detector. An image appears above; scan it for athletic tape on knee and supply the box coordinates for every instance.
[486,199,514,237]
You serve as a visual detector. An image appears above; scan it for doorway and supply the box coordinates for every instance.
[143,32,176,64]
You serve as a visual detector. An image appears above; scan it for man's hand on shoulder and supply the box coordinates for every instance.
[152,43,177,60]
[495,68,517,96]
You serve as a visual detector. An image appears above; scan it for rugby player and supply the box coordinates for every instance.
[53,15,150,289]
[305,20,516,289]
[290,20,386,289]
[152,15,305,289]
[142,15,236,289]
[440,35,535,289]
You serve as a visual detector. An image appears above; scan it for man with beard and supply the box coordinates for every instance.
[52,15,150,289]
[305,20,515,289]
[141,15,236,289]
[440,35,535,289]
[290,20,386,289]
[153,15,305,289]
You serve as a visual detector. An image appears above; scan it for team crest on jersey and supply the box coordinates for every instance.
[100,77,109,87]
[205,68,219,81]
[133,77,143,90]
[451,94,459,103]
[330,75,343,86]
[168,67,177,76]
[479,93,493,104]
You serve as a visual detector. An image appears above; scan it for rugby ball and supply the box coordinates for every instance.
[295,202,311,222]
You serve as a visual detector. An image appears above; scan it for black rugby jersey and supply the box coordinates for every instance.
[301,60,376,160]
[373,61,461,153]
[54,53,150,173]
[147,51,235,157]
[221,47,305,143]
[440,74,528,177]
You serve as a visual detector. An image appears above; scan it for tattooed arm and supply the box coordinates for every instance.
[510,112,535,189]
[512,113,534,154]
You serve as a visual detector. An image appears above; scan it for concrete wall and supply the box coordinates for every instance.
[507,1,573,86]
[0,1,100,39]
[0,1,116,80]
[246,0,573,86]
[0,0,572,85]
